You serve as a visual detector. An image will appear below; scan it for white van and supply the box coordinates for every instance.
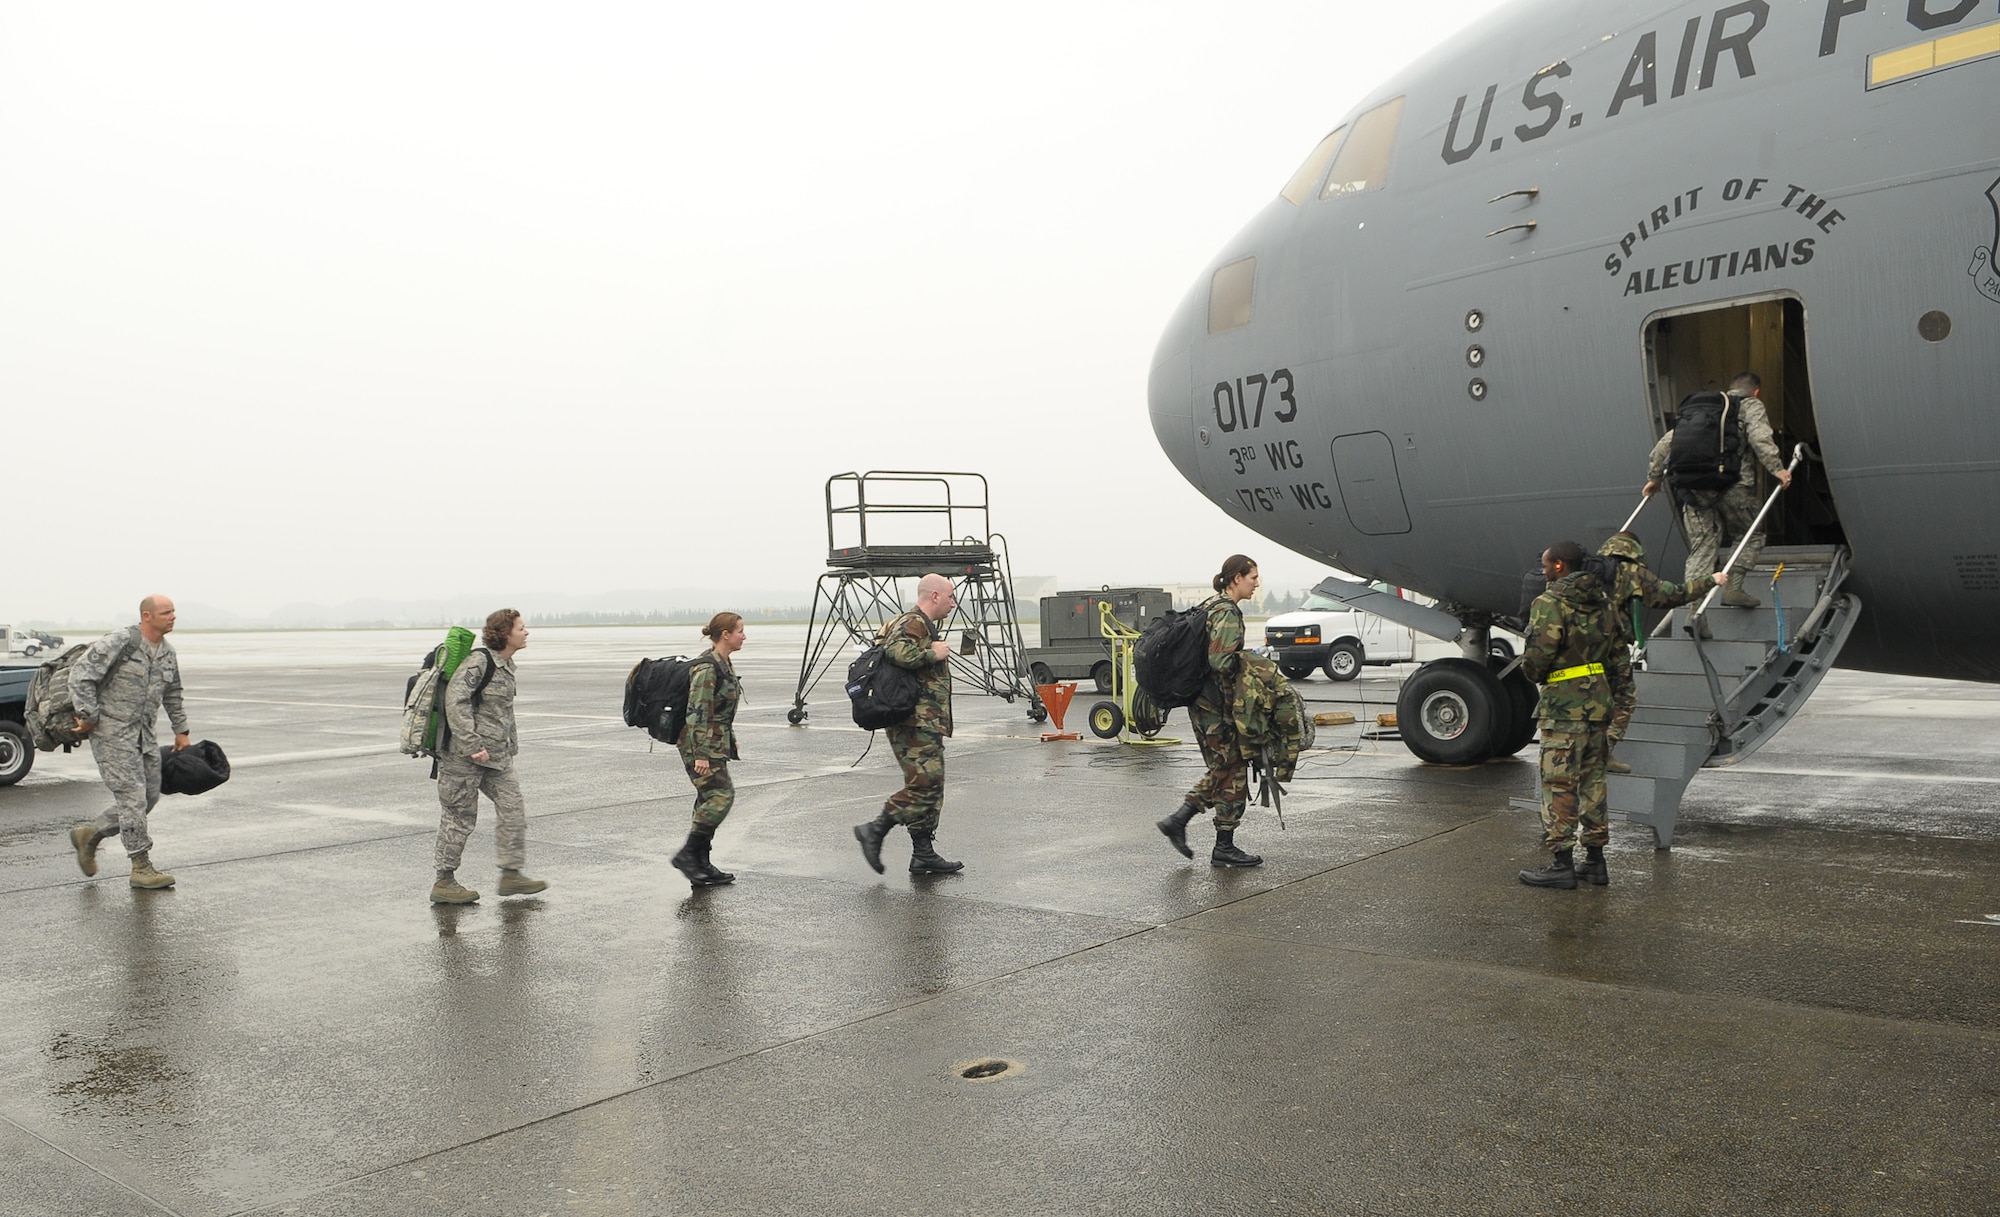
[1260,591,1417,681]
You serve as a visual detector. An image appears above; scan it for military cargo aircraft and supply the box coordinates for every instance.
[1148,0,1999,843]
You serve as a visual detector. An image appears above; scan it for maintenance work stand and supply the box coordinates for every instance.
[788,471,1045,727]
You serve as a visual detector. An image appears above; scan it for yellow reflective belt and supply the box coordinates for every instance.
[1547,663,1606,683]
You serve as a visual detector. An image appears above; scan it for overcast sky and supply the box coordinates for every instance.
[3,1,1496,624]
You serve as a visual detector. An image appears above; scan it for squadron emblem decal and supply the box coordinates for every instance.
[1971,176,2000,306]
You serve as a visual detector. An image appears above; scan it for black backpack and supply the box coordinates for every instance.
[1133,600,1218,709]
[624,655,708,745]
[846,645,922,730]
[1666,391,1744,492]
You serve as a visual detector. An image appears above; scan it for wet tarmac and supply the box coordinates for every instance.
[2,625,1996,1216]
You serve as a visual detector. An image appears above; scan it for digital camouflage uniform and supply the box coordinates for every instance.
[71,626,188,856]
[433,648,529,871]
[677,650,741,830]
[1185,596,1250,829]
[1521,571,1616,852]
[881,610,953,832]
[1597,533,1717,744]
[1649,393,1785,584]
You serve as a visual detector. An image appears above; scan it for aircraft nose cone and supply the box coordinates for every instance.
[1148,285,1203,489]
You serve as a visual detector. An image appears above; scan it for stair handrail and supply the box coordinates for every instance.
[1688,443,1812,626]
[1790,545,1850,646]
[1617,492,1652,533]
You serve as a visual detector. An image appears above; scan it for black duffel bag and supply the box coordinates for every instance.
[159,739,232,796]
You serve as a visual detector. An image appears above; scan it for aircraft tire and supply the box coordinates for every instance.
[0,720,32,787]
[1491,663,1539,757]
[1396,658,1504,765]
[1323,643,1363,682]
[1088,701,1123,739]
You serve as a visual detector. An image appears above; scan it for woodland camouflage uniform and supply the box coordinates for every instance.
[1521,571,1617,853]
[1597,533,1717,744]
[881,609,953,832]
[1186,595,1250,828]
[678,650,741,830]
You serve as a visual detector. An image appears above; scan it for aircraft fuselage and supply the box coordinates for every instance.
[1150,0,2000,681]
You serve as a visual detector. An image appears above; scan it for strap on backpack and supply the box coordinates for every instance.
[435,648,497,757]
[1252,744,1287,830]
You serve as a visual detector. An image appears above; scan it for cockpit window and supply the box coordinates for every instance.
[1280,127,1347,205]
[1208,256,1255,334]
[1321,96,1404,197]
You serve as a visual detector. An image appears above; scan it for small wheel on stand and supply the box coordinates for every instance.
[786,707,806,726]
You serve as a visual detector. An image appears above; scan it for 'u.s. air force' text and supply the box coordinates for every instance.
[1438,1,1994,169]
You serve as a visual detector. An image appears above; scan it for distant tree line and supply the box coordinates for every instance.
[480,607,819,627]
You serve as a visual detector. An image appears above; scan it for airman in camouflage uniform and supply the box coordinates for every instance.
[430,609,546,904]
[65,595,191,890]
[1519,543,1617,890]
[854,574,962,875]
[1596,531,1727,772]
[673,613,746,888]
[1644,371,1791,604]
[1157,555,1265,867]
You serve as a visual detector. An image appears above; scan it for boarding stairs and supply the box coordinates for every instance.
[1612,544,1861,847]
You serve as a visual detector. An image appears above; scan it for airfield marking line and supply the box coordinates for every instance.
[230,905,1164,1215]
[1713,766,2000,786]
[0,1111,186,1216]
[223,809,1545,1211]
[185,697,395,711]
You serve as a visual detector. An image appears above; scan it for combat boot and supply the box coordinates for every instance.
[853,808,898,875]
[128,851,175,890]
[1156,798,1202,859]
[1578,846,1610,887]
[498,869,548,896]
[1519,850,1578,889]
[69,823,102,877]
[694,834,735,885]
[908,829,963,874]
[1210,828,1263,868]
[1606,753,1633,775]
[430,870,479,904]
[672,831,722,887]
[1720,585,1761,609]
